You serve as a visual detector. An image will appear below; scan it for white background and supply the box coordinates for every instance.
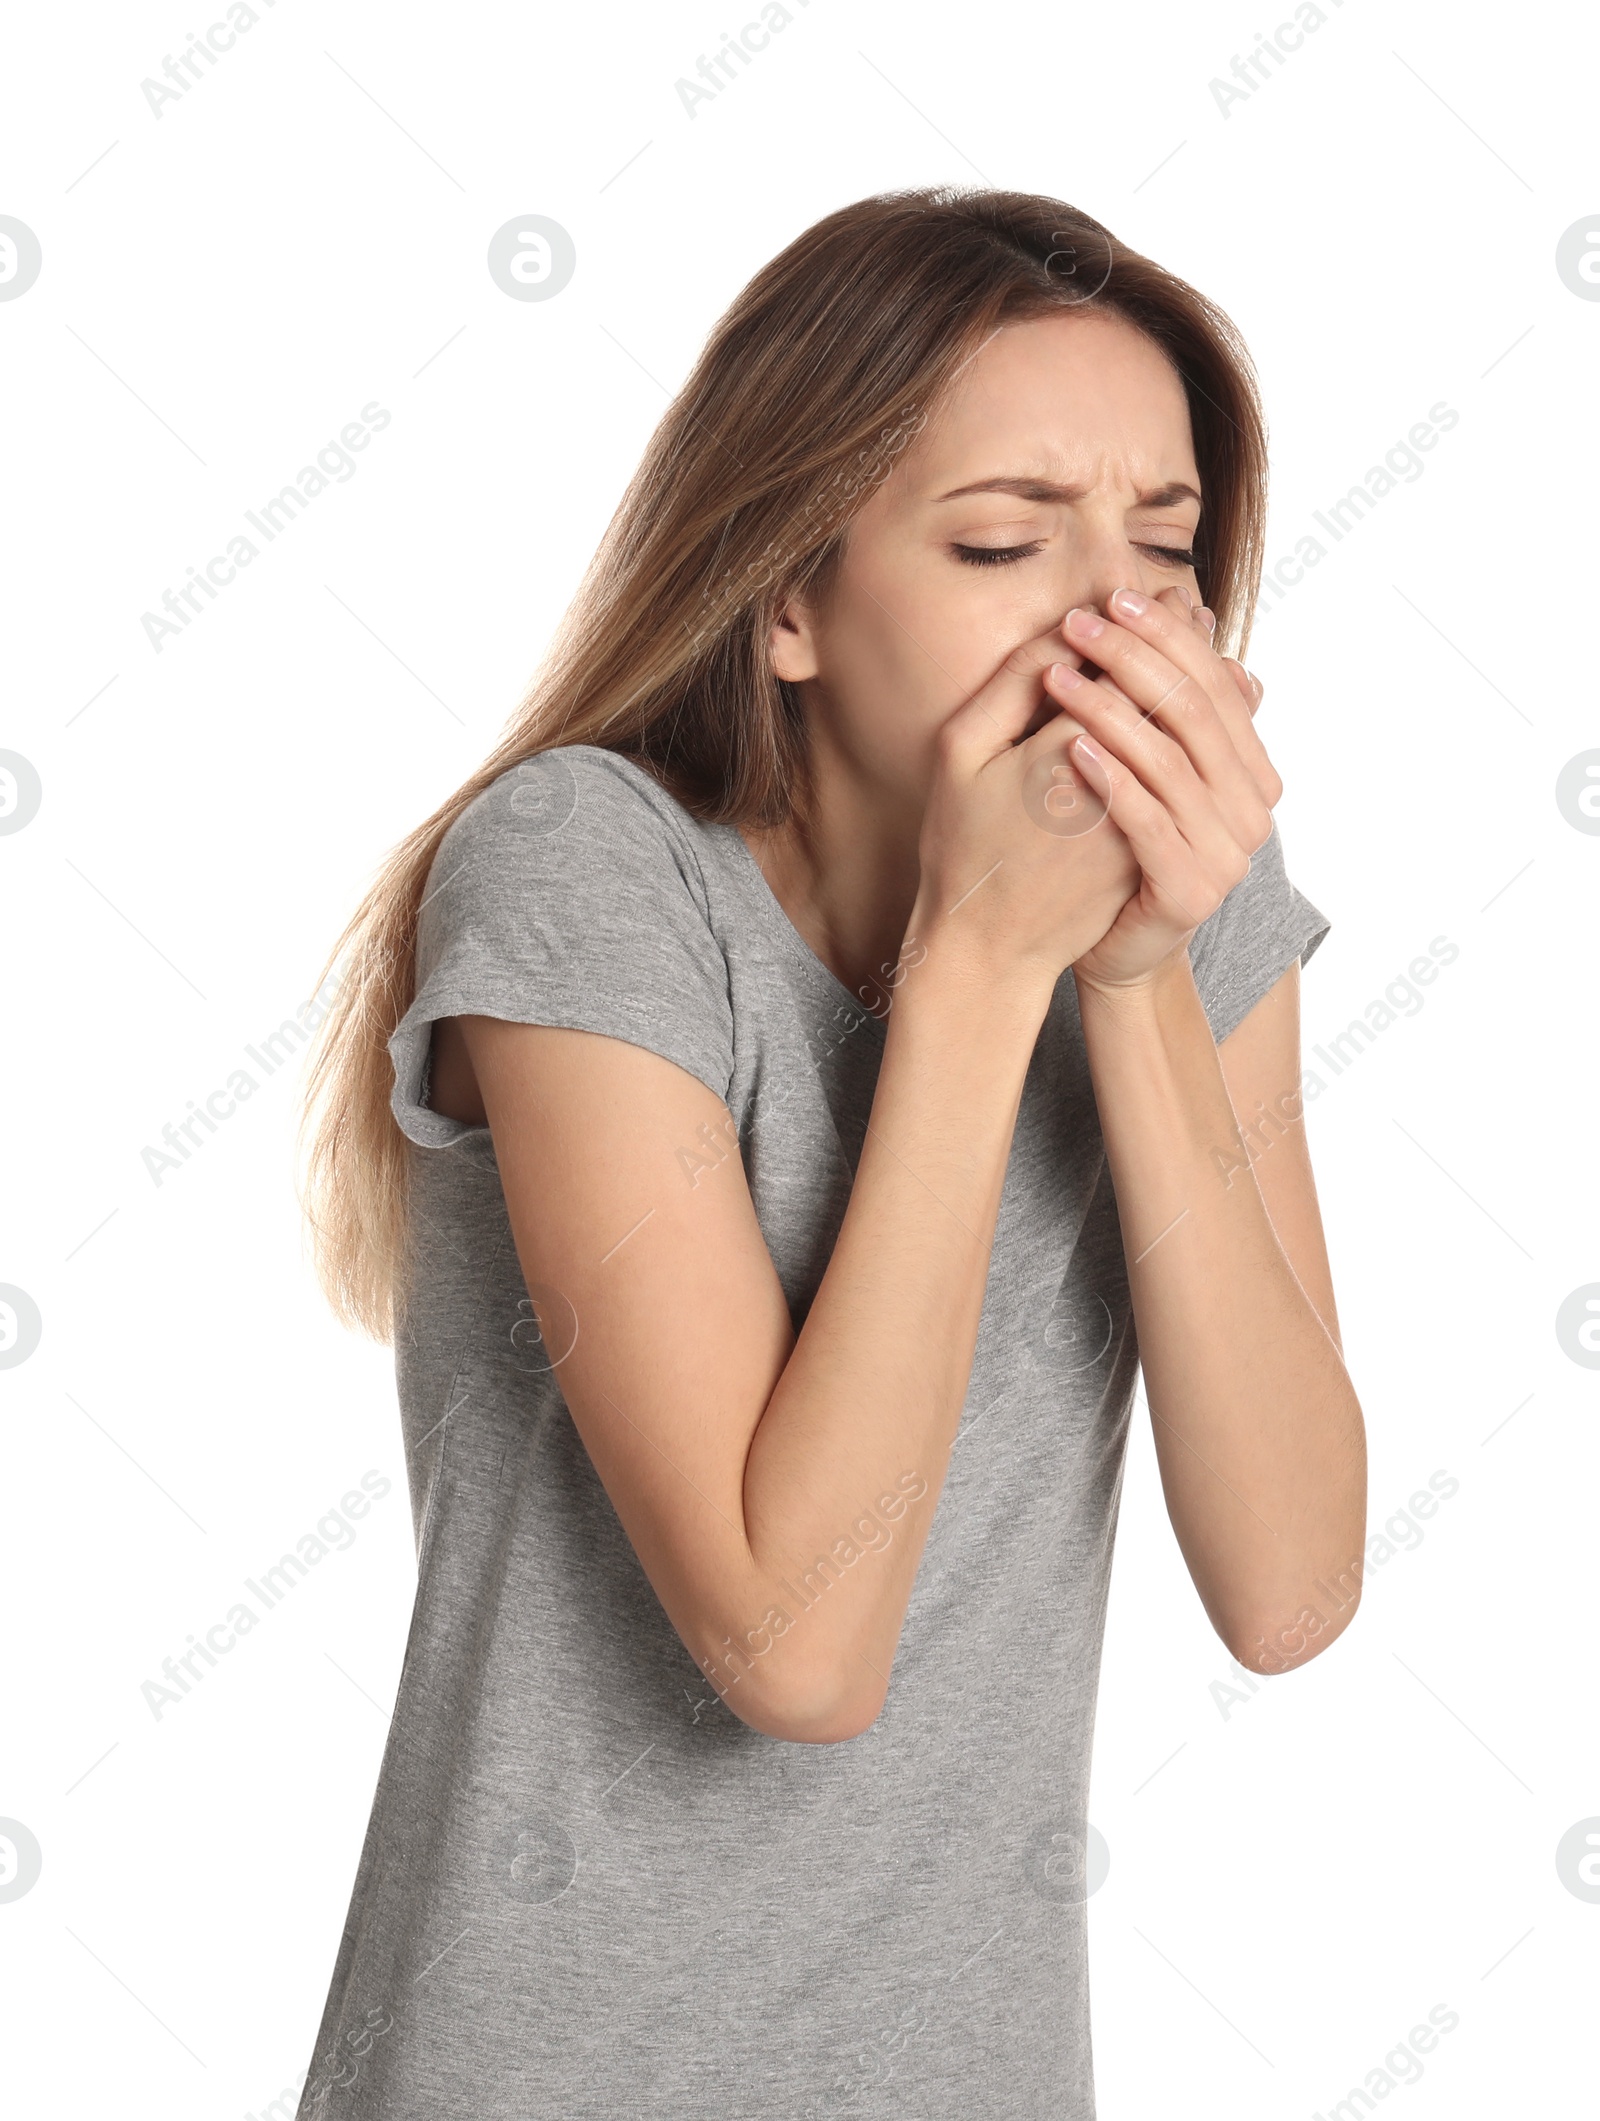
[3,2,1596,2115]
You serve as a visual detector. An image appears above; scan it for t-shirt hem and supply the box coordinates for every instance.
[1200,898,1332,1048]
[389,987,733,1151]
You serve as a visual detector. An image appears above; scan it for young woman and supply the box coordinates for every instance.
[295,186,1365,2119]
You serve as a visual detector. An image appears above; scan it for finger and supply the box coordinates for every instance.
[1041,660,1249,884]
[1067,731,1248,936]
[1015,710,1121,841]
[1079,594,1260,766]
[996,590,1203,744]
[1063,596,1279,836]
[1154,583,1191,624]
[1186,603,1260,714]
[1162,598,1256,721]
[1037,582,1195,726]
[1140,586,1209,702]
[1156,583,1207,636]
[942,610,1098,758]
[1219,654,1263,716]
[1095,587,1190,708]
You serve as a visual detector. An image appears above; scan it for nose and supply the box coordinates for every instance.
[1071,545,1197,628]
[1078,545,1157,618]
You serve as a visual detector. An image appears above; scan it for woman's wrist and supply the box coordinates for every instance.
[1072,941,1197,1021]
[896,910,1059,1038]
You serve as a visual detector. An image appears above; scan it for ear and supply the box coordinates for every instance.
[768,594,820,685]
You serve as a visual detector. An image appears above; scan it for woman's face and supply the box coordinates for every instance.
[772,308,1205,811]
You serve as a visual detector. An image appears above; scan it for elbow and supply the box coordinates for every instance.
[714,1645,888,1746]
[766,1698,884,1746]
[1228,1586,1362,1676]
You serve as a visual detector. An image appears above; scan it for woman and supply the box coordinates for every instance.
[295,186,1365,2119]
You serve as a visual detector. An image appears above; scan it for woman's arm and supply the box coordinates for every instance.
[464,615,1143,1747]
[1041,585,1366,1673]
[1217,961,1343,1357]
[1075,951,1365,1673]
[465,952,1046,1749]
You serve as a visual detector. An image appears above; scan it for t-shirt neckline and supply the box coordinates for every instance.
[717,823,890,1037]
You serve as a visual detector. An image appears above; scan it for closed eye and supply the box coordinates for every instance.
[951,541,1198,570]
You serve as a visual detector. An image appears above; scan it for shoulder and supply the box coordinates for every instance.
[441,745,708,879]
[397,747,736,1132]
[412,744,733,1030]
[425,746,718,931]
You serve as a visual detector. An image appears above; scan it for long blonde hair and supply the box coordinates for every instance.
[297,185,1271,1340]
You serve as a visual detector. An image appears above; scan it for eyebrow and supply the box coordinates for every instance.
[935,476,1202,509]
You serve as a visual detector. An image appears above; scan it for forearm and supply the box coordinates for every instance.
[1075,951,1366,1666]
[738,945,1051,1728]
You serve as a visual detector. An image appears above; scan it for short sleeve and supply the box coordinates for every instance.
[388,747,735,1150]
[1185,814,1331,1047]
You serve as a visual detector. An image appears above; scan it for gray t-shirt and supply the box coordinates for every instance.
[296,743,1330,2120]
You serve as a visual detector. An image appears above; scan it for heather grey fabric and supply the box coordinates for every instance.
[297,744,1330,2120]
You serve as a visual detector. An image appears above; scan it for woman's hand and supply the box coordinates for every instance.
[1038,585,1283,995]
[908,611,1148,995]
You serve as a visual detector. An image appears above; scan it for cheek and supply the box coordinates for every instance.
[821,556,970,727]
[827,549,1037,719]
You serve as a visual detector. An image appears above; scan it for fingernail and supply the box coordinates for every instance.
[1110,588,1147,617]
[1198,607,1217,634]
[1048,661,1088,690]
[1248,671,1263,699]
[1065,607,1104,639]
[1070,734,1109,789]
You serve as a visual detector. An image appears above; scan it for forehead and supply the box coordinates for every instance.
[905,309,1198,495]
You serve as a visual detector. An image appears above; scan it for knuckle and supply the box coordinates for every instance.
[1196,882,1230,924]
[1141,740,1183,788]
[933,717,967,766]
[1152,671,1203,725]
[1171,670,1210,714]
[1132,718,1185,777]
[1135,786,1180,838]
[1151,726,1188,773]
[1002,637,1050,680]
